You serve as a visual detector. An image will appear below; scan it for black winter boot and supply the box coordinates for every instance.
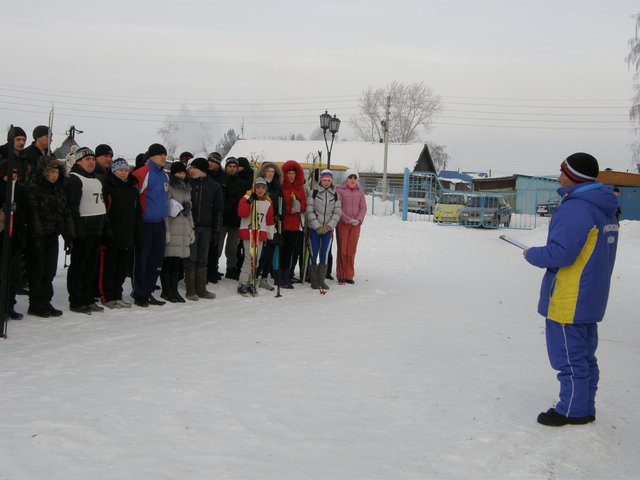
[170,272,185,303]
[160,272,178,303]
[537,408,590,426]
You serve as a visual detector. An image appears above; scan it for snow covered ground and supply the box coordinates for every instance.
[1,214,639,480]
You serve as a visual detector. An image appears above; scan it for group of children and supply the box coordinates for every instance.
[0,124,368,320]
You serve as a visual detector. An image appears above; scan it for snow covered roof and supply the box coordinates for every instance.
[225,139,425,174]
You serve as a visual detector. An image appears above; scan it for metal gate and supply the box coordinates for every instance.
[398,169,546,230]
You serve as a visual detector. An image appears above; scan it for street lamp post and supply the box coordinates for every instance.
[320,110,340,169]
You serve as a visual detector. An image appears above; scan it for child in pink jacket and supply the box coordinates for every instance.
[335,169,367,284]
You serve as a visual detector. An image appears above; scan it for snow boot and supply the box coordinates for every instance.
[237,283,250,297]
[196,267,216,299]
[225,267,240,280]
[536,408,590,427]
[170,272,185,303]
[281,268,294,289]
[308,265,321,290]
[184,266,199,301]
[259,277,275,291]
[160,272,178,303]
[317,264,330,290]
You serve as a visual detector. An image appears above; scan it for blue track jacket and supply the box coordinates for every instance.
[526,183,619,324]
[132,162,170,222]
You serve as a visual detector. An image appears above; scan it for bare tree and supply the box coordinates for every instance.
[428,142,450,172]
[308,127,325,141]
[216,129,238,158]
[626,13,640,165]
[351,81,442,143]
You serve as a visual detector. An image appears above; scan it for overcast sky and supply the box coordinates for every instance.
[2,0,639,176]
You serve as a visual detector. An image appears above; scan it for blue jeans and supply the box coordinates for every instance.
[309,229,333,265]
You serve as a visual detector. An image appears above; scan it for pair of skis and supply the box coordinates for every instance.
[301,151,322,294]
[248,159,260,297]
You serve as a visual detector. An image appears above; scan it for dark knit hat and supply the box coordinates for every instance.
[95,144,114,157]
[561,152,599,183]
[225,157,239,167]
[179,151,193,163]
[74,147,95,163]
[190,157,209,174]
[8,126,26,141]
[135,153,147,169]
[111,157,130,173]
[208,151,222,164]
[147,143,167,158]
[33,125,49,140]
[170,161,187,175]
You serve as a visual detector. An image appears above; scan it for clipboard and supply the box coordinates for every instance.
[499,235,529,250]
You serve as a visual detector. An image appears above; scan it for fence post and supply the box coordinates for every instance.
[371,193,375,216]
[392,190,396,215]
[402,168,409,221]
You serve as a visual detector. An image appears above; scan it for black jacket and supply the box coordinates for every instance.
[103,172,143,249]
[25,162,74,242]
[190,176,224,229]
[21,143,54,186]
[220,173,247,228]
[0,177,29,250]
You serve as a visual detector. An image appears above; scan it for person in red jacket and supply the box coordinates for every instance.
[276,160,306,289]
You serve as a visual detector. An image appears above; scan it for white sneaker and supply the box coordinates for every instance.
[104,300,122,309]
[116,299,132,308]
[259,278,274,291]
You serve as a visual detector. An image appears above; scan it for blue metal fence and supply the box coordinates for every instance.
[398,169,539,230]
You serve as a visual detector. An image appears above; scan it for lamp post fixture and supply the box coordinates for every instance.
[320,110,340,169]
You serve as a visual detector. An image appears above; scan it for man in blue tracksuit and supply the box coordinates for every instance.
[131,144,170,307]
[524,152,619,426]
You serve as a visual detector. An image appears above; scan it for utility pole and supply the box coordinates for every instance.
[381,95,391,202]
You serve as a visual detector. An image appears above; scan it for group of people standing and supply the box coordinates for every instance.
[0,125,367,321]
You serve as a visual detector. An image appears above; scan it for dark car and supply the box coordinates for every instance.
[536,199,560,217]
[459,195,512,227]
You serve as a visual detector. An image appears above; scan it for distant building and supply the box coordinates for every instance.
[225,139,427,174]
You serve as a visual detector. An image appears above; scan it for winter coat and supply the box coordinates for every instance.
[336,182,367,225]
[1,176,30,250]
[220,173,247,228]
[237,157,255,192]
[165,176,194,258]
[306,184,341,231]
[20,143,53,186]
[237,194,275,242]
[280,160,307,232]
[131,161,170,222]
[257,162,283,218]
[25,162,74,242]
[66,163,109,239]
[190,175,224,229]
[525,183,619,324]
[103,172,143,249]
[94,163,110,185]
